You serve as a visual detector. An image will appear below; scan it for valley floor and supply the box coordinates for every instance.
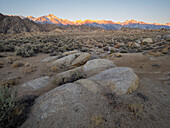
[0,30,170,128]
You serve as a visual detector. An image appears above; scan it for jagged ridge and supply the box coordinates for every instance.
[26,14,170,30]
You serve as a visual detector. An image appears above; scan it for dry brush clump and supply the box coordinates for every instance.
[6,56,20,64]
[23,65,37,74]
[12,61,24,68]
[1,30,169,58]
[1,78,18,88]
[0,86,38,128]
[15,44,38,57]
[0,86,18,127]
[0,62,4,68]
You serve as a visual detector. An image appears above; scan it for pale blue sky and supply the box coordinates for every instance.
[0,0,170,23]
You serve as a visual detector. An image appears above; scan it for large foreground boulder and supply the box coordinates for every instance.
[21,67,139,128]
[21,83,115,128]
[52,59,116,85]
[89,67,139,95]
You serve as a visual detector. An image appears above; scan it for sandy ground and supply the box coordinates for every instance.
[104,53,170,128]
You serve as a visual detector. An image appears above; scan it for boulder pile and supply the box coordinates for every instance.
[20,50,139,128]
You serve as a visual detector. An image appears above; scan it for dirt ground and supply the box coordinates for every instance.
[103,53,170,128]
[1,52,170,127]
[0,51,170,128]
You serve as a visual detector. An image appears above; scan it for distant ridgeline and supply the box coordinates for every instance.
[26,14,170,30]
[0,13,170,33]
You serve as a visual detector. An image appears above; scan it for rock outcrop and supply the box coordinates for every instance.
[20,52,139,128]
[20,83,115,128]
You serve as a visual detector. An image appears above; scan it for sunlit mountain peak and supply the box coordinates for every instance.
[24,14,170,29]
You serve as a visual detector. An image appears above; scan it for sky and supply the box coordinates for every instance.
[0,0,170,23]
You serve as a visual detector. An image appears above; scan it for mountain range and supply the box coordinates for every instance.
[24,14,170,30]
[1,13,170,33]
[0,13,103,33]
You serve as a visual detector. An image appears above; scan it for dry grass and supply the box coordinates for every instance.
[6,56,20,64]
[23,65,37,74]
[12,61,24,68]
[51,65,59,72]
[1,78,18,87]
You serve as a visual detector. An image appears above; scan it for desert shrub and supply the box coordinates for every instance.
[70,71,86,82]
[0,40,16,52]
[15,44,38,57]
[120,49,128,53]
[0,86,17,128]
[3,44,15,52]
[51,65,59,72]
[38,42,58,54]
[0,63,4,68]
[103,47,109,51]
[127,102,144,115]
[81,47,89,52]
[23,65,37,74]
[0,44,4,52]
[0,86,37,128]
[1,78,18,87]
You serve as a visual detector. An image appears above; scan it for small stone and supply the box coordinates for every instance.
[132,43,140,48]
[142,38,153,44]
